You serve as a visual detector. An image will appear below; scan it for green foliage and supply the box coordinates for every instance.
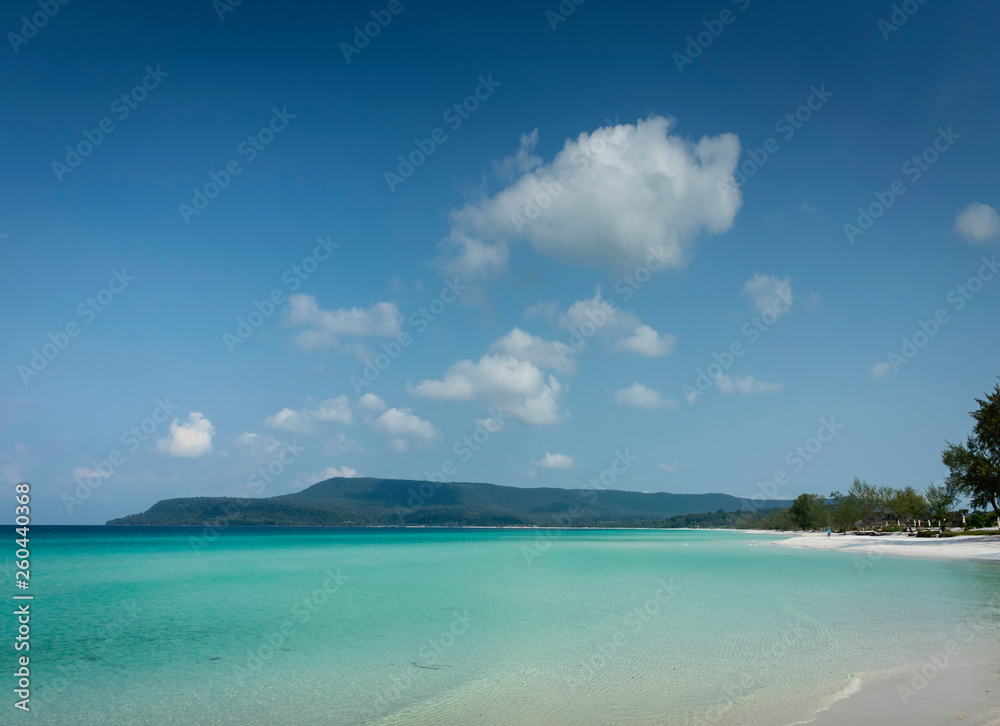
[887,486,928,519]
[925,483,957,528]
[789,493,827,530]
[107,477,794,527]
[942,380,1000,517]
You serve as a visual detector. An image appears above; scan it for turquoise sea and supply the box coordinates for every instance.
[12,527,1000,725]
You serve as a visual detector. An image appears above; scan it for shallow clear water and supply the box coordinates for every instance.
[12,526,1000,725]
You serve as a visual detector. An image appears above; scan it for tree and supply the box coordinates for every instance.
[849,478,879,523]
[942,381,1000,518]
[924,484,956,529]
[789,493,826,530]
[887,486,928,521]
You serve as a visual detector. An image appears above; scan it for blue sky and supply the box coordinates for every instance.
[2,0,999,524]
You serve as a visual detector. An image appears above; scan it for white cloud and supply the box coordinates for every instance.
[488,327,575,373]
[658,461,679,473]
[560,289,674,357]
[954,203,1000,243]
[535,452,575,469]
[410,354,565,425]
[374,407,438,444]
[743,274,794,316]
[285,294,403,351]
[613,324,675,357]
[265,396,353,434]
[524,300,559,322]
[358,393,387,413]
[437,116,741,277]
[156,412,216,458]
[871,362,891,380]
[714,373,783,395]
[235,432,283,459]
[317,466,359,479]
[614,383,679,409]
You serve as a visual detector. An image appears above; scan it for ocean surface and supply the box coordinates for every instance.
[11,526,1000,725]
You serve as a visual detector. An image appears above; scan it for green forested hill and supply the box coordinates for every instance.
[106,476,791,527]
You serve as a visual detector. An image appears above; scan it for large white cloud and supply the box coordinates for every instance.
[437,116,742,277]
[265,396,353,434]
[410,353,565,426]
[742,274,794,316]
[954,203,1000,243]
[614,383,679,409]
[488,327,576,373]
[156,412,215,458]
[285,294,403,351]
[373,407,439,451]
[560,289,675,358]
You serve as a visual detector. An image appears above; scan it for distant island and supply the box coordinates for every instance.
[106,476,792,528]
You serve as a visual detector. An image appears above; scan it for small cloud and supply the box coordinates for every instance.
[265,396,353,434]
[156,412,216,458]
[535,452,575,469]
[715,373,783,395]
[871,362,891,380]
[285,294,403,351]
[358,393,387,413]
[373,408,439,446]
[612,324,675,357]
[73,466,113,481]
[524,300,560,322]
[614,383,679,410]
[658,461,679,473]
[743,274,794,317]
[317,466,359,479]
[804,292,822,310]
[954,203,1000,243]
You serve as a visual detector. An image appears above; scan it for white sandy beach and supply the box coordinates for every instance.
[774,532,1000,563]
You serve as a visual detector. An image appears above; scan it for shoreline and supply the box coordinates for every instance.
[804,648,1000,726]
[772,532,1000,563]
